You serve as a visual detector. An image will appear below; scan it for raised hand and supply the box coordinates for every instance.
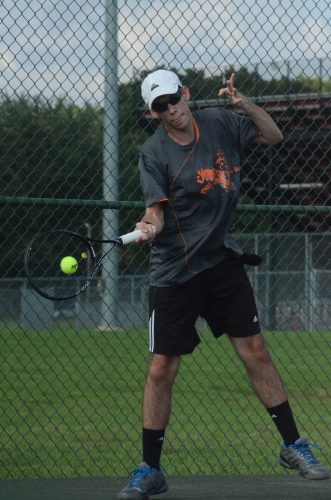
[218,73,244,106]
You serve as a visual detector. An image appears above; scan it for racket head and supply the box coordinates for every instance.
[24,230,97,301]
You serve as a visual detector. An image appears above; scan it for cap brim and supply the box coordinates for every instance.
[149,83,180,109]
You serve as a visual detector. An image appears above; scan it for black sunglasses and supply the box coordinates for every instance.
[151,87,183,113]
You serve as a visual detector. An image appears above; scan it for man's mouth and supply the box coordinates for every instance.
[172,114,183,125]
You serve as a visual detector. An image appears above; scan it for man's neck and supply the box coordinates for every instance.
[163,116,195,145]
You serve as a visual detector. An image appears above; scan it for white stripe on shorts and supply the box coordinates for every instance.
[149,310,155,352]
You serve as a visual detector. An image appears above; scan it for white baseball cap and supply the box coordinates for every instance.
[141,69,182,109]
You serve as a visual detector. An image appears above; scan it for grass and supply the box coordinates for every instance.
[0,322,330,479]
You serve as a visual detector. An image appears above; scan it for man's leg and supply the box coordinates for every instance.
[231,333,330,480]
[230,333,288,407]
[117,354,180,499]
[231,332,301,443]
[144,353,181,428]
[143,354,181,466]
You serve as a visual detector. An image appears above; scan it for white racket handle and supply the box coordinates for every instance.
[117,229,143,245]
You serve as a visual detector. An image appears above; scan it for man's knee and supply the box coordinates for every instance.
[231,333,272,365]
[148,354,181,386]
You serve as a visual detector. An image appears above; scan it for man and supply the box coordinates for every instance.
[118,69,329,500]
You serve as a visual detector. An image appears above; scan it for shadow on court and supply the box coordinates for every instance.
[0,474,330,500]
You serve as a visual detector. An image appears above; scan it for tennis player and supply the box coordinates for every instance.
[117,70,330,499]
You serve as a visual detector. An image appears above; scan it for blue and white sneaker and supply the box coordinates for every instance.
[117,462,169,499]
[279,437,330,480]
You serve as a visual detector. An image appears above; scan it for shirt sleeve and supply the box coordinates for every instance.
[220,109,259,151]
[138,147,169,208]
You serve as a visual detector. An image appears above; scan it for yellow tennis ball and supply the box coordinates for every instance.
[60,256,78,275]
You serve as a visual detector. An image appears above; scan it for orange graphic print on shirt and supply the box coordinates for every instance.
[196,149,240,195]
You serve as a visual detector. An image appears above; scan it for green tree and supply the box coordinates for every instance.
[0,95,103,199]
[0,96,104,276]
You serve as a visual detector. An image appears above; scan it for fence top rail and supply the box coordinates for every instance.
[188,91,331,108]
[0,196,331,214]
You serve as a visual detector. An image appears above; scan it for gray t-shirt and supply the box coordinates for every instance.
[139,107,259,286]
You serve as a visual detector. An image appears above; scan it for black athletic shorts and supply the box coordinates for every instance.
[148,257,261,355]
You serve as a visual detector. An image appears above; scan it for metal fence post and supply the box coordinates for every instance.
[101,0,120,329]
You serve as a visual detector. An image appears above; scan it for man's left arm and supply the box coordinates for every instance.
[219,73,283,146]
[238,99,283,145]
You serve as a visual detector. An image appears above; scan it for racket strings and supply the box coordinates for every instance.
[25,231,96,300]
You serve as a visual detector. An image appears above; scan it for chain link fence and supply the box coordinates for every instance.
[0,0,330,480]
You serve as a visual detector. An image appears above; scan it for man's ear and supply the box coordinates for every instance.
[150,109,160,119]
[182,86,190,101]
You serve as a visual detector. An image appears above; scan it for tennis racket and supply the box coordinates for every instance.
[24,228,143,301]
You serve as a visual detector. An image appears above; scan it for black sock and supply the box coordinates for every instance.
[267,401,300,446]
[143,428,165,468]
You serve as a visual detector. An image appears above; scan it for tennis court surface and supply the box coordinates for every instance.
[0,474,330,500]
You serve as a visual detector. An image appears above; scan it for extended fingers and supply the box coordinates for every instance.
[218,72,236,97]
[218,88,228,97]
[227,72,236,89]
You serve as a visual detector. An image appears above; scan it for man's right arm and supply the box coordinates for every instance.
[135,202,165,244]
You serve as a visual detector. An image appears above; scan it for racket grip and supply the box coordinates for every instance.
[118,229,143,245]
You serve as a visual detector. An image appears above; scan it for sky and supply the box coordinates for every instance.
[0,0,330,105]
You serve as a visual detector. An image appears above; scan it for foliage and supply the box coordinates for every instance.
[0,96,104,276]
[297,75,331,93]
[0,96,103,199]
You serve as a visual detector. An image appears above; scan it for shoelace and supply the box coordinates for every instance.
[128,466,157,487]
[293,441,322,464]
